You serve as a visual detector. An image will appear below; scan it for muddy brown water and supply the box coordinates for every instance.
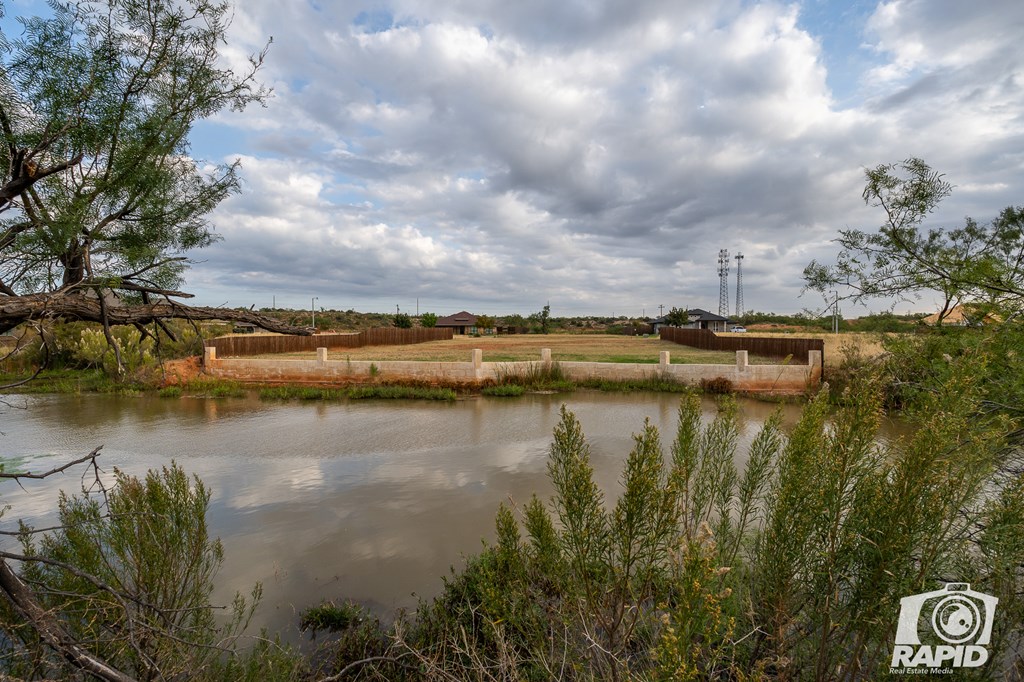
[0,392,908,642]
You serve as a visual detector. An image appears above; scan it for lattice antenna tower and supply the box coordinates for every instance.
[734,252,744,318]
[717,249,730,318]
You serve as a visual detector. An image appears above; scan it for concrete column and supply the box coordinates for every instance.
[660,351,670,366]
[807,349,823,386]
[472,349,483,368]
[316,347,328,365]
[203,346,216,365]
[541,348,552,363]
[736,350,748,372]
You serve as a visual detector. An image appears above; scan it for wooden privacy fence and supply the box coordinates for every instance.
[207,327,453,356]
[660,327,824,364]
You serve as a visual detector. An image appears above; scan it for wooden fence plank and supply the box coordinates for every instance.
[207,327,454,356]
[659,327,824,364]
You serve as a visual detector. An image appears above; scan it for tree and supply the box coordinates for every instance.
[664,306,689,327]
[0,0,308,370]
[393,312,412,328]
[529,304,551,334]
[475,314,494,333]
[503,313,525,331]
[803,158,1024,320]
[420,312,438,328]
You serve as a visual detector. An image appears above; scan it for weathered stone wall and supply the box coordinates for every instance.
[202,347,822,395]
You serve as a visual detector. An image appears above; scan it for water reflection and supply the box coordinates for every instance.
[0,391,900,642]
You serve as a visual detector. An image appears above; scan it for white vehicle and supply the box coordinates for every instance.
[729,325,747,333]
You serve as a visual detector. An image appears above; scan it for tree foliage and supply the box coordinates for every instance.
[0,0,307,347]
[475,314,494,332]
[664,306,689,326]
[393,312,412,328]
[419,312,437,328]
[804,158,1024,321]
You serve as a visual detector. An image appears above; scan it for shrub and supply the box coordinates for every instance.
[494,361,571,391]
[14,464,270,680]
[698,375,734,394]
[356,361,1023,680]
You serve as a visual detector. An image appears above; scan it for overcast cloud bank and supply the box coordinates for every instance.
[176,0,1024,317]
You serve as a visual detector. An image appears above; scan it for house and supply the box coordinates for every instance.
[435,311,479,335]
[921,304,1001,327]
[652,308,730,333]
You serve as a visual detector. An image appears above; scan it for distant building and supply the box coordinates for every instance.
[435,311,479,335]
[651,308,730,333]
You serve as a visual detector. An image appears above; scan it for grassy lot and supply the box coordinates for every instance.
[251,331,892,368]
[260,334,771,364]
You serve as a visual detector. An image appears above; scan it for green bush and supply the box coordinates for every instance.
[494,361,571,391]
[13,464,279,680]
[349,362,1023,680]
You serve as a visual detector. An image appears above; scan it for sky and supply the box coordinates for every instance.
[12,0,1024,317]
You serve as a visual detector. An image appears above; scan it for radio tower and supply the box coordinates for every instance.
[717,249,730,318]
[734,252,744,318]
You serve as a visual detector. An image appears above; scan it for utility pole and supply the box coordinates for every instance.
[832,291,839,334]
[658,304,665,317]
[734,252,744,319]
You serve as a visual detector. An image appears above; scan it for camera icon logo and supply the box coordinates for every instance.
[892,583,998,669]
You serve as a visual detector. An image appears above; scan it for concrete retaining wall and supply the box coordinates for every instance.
[203,347,822,395]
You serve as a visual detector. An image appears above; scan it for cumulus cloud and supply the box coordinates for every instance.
[185,0,1024,315]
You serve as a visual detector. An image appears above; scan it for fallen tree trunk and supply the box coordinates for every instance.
[0,292,312,336]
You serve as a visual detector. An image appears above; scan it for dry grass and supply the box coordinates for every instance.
[719,331,891,368]
[261,334,781,364]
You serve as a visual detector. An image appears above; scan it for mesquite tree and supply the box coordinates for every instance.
[803,158,1024,322]
[0,0,307,358]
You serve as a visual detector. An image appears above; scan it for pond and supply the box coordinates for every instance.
[0,391,905,642]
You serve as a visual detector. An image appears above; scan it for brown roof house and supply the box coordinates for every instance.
[435,311,479,335]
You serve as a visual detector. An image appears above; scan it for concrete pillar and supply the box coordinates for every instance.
[203,346,216,365]
[541,348,552,363]
[316,347,328,365]
[660,351,670,366]
[808,350,822,367]
[736,350,748,372]
[472,349,483,368]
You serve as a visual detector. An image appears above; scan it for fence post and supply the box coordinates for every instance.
[317,347,327,366]
[736,350,748,372]
[203,346,216,366]
[660,351,670,366]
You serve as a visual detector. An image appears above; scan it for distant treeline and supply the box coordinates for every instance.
[250,308,928,334]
